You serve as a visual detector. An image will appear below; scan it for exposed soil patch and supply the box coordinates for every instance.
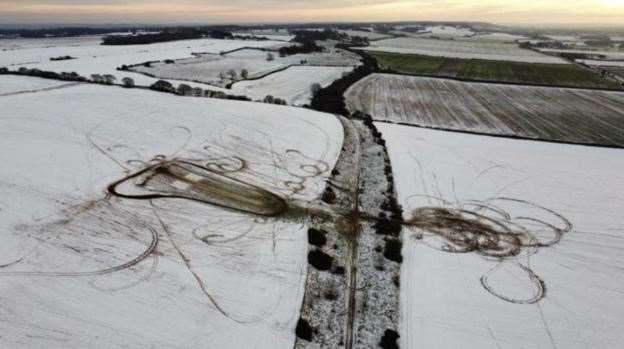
[402,197,572,304]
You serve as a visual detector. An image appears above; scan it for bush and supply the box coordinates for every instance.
[121,77,135,88]
[150,80,175,93]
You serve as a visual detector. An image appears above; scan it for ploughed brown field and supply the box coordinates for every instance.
[345,73,624,147]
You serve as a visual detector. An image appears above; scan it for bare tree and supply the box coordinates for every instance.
[310,83,322,95]
[219,71,226,81]
[192,87,203,96]
[121,77,135,88]
[241,69,249,79]
[227,69,237,80]
[177,84,193,96]
[91,74,104,84]
[263,95,274,104]
[150,80,175,93]
[102,74,116,85]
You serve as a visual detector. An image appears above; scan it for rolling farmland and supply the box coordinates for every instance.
[0,75,343,348]
[0,75,71,95]
[362,37,567,64]
[0,36,289,89]
[368,51,618,88]
[230,65,354,105]
[130,48,360,88]
[345,74,624,146]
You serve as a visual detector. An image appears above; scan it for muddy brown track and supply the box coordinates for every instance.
[402,196,572,304]
[336,117,363,349]
[107,159,288,217]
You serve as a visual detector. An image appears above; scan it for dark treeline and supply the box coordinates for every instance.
[278,28,369,56]
[0,66,88,82]
[276,29,342,56]
[278,40,323,56]
[101,28,234,45]
[0,27,134,38]
[310,46,379,115]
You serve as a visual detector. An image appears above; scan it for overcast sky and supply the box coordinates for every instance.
[1,0,623,26]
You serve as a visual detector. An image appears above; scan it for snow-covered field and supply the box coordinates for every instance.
[231,65,353,105]
[233,32,294,42]
[0,75,344,348]
[338,30,391,40]
[0,36,105,51]
[0,36,289,89]
[469,32,529,42]
[545,34,581,42]
[345,74,624,146]
[425,25,474,37]
[0,75,71,95]
[538,48,624,60]
[363,37,567,64]
[378,123,624,349]
[130,48,360,88]
[577,59,624,67]
[394,25,474,38]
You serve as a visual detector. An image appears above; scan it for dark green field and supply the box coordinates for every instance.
[369,51,621,89]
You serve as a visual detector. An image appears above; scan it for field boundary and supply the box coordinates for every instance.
[227,63,358,89]
[374,70,624,92]
[374,119,624,150]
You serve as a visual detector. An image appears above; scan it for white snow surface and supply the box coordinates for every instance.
[378,123,624,349]
[338,30,392,40]
[230,65,353,105]
[363,37,568,64]
[0,76,344,348]
[233,32,295,42]
[0,36,288,90]
[470,32,529,42]
[426,25,474,37]
[0,75,69,95]
[130,48,360,88]
[545,35,581,42]
[577,59,624,67]
[538,48,624,60]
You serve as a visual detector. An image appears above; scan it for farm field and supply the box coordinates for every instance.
[539,48,624,60]
[393,25,474,38]
[368,51,618,88]
[0,36,106,51]
[0,75,71,95]
[338,29,392,40]
[345,74,624,146]
[0,75,343,348]
[362,37,567,64]
[230,65,353,105]
[424,25,473,37]
[130,48,360,88]
[0,36,289,89]
[378,123,624,349]
[233,32,295,41]
[469,32,529,42]
[606,67,624,79]
[578,59,624,67]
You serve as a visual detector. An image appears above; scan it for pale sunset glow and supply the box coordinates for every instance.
[1,0,623,25]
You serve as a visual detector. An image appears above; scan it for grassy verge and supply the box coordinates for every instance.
[369,51,621,89]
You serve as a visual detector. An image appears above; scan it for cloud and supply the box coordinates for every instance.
[1,0,623,25]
